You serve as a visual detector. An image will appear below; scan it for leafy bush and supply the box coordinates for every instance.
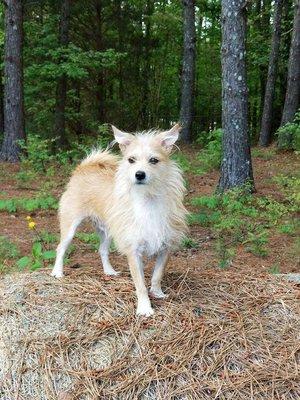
[276,111,300,151]
[195,129,222,175]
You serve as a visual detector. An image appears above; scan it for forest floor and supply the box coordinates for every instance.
[0,145,299,277]
[0,146,300,399]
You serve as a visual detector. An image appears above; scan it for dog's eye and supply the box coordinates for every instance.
[149,157,159,164]
[128,157,135,164]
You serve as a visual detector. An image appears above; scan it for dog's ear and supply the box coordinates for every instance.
[111,125,133,149]
[158,123,181,151]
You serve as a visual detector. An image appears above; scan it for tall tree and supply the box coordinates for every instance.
[54,0,70,148]
[259,0,284,146]
[0,0,24,162]
[279,0,300,139]
[218,0,254,191]
[179,0,196,143]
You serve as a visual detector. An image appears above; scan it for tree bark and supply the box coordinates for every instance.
[179,0,196,144]
[95,0,105,123]
[279,0,300,138]
[218,0,254,192]
[0,0,24,162]
[259,0,284,146]
[54,0,70,149]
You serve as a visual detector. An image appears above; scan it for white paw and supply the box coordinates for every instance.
[51,270,64,278]
[150,288,168,299]
[136,303,154,317]
[104,268,119,276]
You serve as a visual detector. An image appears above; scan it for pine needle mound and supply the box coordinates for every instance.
[0,267,299,400]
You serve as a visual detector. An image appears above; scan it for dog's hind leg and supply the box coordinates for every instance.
[51,216,82,278]
[96,223,119,276]
[150,249,169,298]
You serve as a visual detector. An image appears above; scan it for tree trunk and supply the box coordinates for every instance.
[218,0,254,192]
[279,0,300,139]
[179,0,196,144]
[259,0,284,146]
[0,0,24,162]
[95,0,105,123]
[54,0,70,149]
[0,66,4,136]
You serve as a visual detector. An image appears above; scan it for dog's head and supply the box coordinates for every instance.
[112,124,181,187]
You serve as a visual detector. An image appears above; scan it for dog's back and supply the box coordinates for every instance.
[59,150,119,230]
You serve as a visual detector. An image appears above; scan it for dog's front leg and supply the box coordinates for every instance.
[150,249,169,298]
[127,251,154,317]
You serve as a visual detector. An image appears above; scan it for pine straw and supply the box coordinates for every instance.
[0,266,299,400]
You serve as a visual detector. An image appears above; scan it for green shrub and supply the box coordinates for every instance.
[276,111,300,151]
[195,128,222,175]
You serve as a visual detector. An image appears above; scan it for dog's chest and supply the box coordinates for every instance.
[132,196,169,254]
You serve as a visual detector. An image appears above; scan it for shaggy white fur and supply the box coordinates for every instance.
[51,124,188,316]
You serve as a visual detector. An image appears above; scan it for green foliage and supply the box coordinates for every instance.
[0,196,58,213]
[0,236,20,261]
[195,129,222,175]
[17,241,56,271]
[251,148,276,160]
[76,232,100,251]
[268,264,280,274]
[190,173,299,267]
[171,153,192,173]
[276,111,300,151]
[181,237,198,249]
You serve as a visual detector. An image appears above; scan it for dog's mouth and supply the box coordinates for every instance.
[135,181,146,185]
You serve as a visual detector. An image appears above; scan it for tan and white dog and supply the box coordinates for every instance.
[51,124,188,316]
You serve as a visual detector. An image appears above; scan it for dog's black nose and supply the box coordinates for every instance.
[135,170,146,181]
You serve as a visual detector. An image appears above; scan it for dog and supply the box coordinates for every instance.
[51,124,188,316]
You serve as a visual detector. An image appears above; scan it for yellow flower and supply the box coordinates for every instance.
[26,216,32,221]
[28,221,36,229]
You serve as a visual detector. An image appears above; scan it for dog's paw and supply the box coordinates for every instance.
[51,270,64,278]
[136,303,154,317]
[150,288,168,299]
[104,268,119,276]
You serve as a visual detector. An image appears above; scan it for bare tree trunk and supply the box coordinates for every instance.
[218,0,254,192]
[95,0,105,123]
[54,0,70,148]
[279,0,300,146]
[259,0,284,146]
[0,0,24,162]
[179,0,196,144]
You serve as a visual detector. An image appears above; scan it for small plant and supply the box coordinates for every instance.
[278,223,296,235]
[76,232,100,251]
[243,230,269,257]
[252,147,276,160]
[17,217,56,271]
[269,264,280,274]
[181,237,198,249]
[0,236,20,274]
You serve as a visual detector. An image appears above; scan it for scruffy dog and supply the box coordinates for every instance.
[51,124,188,316]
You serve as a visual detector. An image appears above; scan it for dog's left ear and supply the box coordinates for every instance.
[158,123,181,151]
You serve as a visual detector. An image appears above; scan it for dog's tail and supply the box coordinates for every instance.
[75,149,119,172]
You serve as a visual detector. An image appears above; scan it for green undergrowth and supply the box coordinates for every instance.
[189,174,299,268]
[0,195,58,213]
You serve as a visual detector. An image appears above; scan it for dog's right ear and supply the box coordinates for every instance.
[111,125,133,149]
